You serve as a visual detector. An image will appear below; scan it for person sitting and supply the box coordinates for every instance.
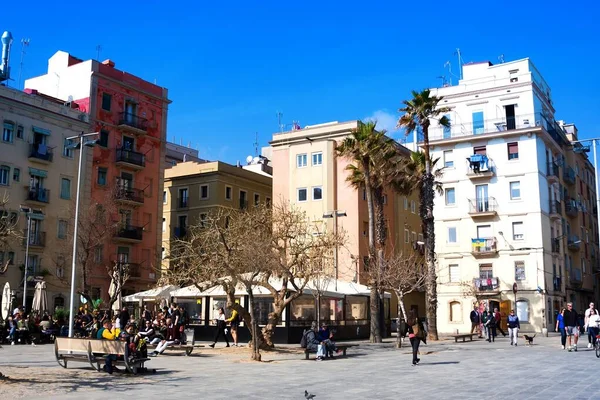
[98,320,121,374]
[150,317,179,356]
[16,315,35,346]
[302,321,326,361]
[149,320,166,345]
[6,316,16,345]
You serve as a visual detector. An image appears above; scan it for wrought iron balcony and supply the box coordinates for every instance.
[114,180,144,205]
[549,200,562,219]
[468,197,498,217]
[26,187,50,204]
[118,112,148,133]
[113,259,142,278]
[474,277,499,292]
[116,147,145,168]
[466,155,495,179]
[551,238,561,254]
[563,166,576,185]
[567,235,581,251]
[22,231,46,247]
[471,238,498,258]
[565,199,578,218]
[547,161,559,181]
[114,224,143,242]
[28,144,53,163]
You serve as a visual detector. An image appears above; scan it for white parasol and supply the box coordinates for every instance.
[32,281,48,312]
[1,282,11,319]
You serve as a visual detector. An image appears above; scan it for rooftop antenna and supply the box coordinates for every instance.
[95,45,102,61]
[498,54,505,63]
[253,132,259,156]
[454,48,464,80]
[276,111,284,132]
[436,75,447,87]
[17,38,29,89]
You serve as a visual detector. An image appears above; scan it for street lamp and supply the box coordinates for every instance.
[66,131,99,338]
[323,211,347,291]
[18,206,43,310]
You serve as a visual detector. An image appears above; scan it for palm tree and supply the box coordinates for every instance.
[397,89,450,340]
[336,120,394,343]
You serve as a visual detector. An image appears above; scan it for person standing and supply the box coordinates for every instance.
[555,308,566,349]
[507,310,520,346]
[470,306,482,338]
[407,310,426,366]
[225,308,240,347]
[584,302,596,349]
[209,307,230,348]
[563,302,579,352]
[494,308,506,337]
[485,311,497,342]
[587,309,600,348]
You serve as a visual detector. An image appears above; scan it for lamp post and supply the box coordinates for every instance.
[66,131,99,338]
[322,211,347,291]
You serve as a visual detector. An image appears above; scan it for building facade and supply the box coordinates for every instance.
[426,59,599,333]
[162,161,272,272]
[165,141,205,168]
[25,51,170,303]
[270,121,425,320]
[0,85,89,311]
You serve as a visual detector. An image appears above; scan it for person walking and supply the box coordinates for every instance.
[225,308,240,347]
[470,306,482,338]
[563,302,579,352]
[556,308,566,349]
[407,310,426,366]
[587,309,600,348]
[585,302,596,349]
[209,307,230,348]
[507,309,520,346]
[494,308,506,337]
[485,311,497,342]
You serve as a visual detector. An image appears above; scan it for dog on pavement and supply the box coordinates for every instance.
[523,334,536,346]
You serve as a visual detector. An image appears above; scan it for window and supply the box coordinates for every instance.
[412,231,417,243]
[449,264,459,283]
[516,300,529,322]
[404,229,409,243]
[63,138,74,158]
[448,227,457,243]
[312,152,323,166]
[362,189,367,201]
[7,251,14,265]
[254,193,260,206]
[445,188,456,205]
[411,200,416,214]
[54,296,65,310]
[60,178,71,199]
[507,142,519,160]
[443,150,454,168]
[225,186,232,200]
[296,153,307,168]
[474,146,487,155]
[94,245,103,263]
[363,222,368,236]
[443,114,452,139]
[97,168,107,186]
[479,264,493,279]
[0,166,9,186]
[179,188,189,208]
[382,195,387,205]
[12,168,19,182]
[515,261,526,281]
[200,185,209,199]
[101,93,112,111]
[512,222,524,240]
[312,186,322,201]
[58,220,68,239]
[239,190,247,209]
[98,130,109,147]
[297,188,307,202]
[162,218,166,233]
[404,197,408,210]
[163,190,167,204]
[472,111,484,134]
[16,125,23,139]
[2,121,14,142]
[510,181,521,199]
[449,301,461,322]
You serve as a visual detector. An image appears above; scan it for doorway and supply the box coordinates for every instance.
[475,184,489,212]
[500,300,511,331]
[505,104,516,130]
[123,136,135,151]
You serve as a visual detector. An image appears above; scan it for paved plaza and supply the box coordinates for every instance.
[1,334,600,399]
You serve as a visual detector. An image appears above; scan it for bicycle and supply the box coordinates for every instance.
[595,334,600,358]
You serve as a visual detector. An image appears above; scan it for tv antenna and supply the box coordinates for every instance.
[444,61,458,85]
[253,132,259,156]
[436,75,448,87]
[95,45,102,61]
[454,48,464,80]
[498,54,505,63]
[276,111,284,132]
[17,38,30,89]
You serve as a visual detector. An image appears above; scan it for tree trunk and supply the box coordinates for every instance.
[247,291,261,361]
[395,290,408,349]
[363,162,381,343]
[261,295,286,349]
[374,189,387,340]
[421,125,439,341]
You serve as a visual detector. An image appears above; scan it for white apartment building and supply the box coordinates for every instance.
[426,58,598,333]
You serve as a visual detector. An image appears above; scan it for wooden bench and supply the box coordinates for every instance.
[303,344,357,360]
[452,333,474,343]
[55,337,151,374]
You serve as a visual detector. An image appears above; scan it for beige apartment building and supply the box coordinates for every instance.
[270,120,425,318]
[0,85,89,311]
[162,160,272,271]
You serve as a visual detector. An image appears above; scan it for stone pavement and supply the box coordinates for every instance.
[1,334,600,399]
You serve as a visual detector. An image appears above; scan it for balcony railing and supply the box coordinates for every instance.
[28,144,53,162]
[471,238,497,256]
[113,260,142,278]
[468,197,498,215]
[570,267,582,282]
[116,147,145,167]
[567,235,580,251]
[551,238,561,253]
[114,181,144,205]
[549,200,562,216]
[114,224,143,241]
[565,199,578,217]
[22,231,46,247]
[26,187,50,203]
[118,112,148,132]
[174,227,187,238]
[178,198,188,208]
[474,277,499,292]
[466,155,494,178]
[547,161,559,179]
[563,166,576,185]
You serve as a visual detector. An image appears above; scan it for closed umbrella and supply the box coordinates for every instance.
[108,279,121,312]
[32,281,47,312]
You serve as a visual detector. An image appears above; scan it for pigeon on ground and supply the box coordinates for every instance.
[305,390,316,399]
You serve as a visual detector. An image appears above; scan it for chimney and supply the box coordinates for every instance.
[102,59,115,68]
[0,31,13,82]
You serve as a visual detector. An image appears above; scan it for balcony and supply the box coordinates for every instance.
[567,235,581,251]
[549,200,562,220]
[22,232,46,248]
[565,199,578,218]
[118,112,148,134]
[173,227,187,239]
[468,197,498,218]
[551,238,561,254]
[114,224,143,243]
[25,187,50,204]
[28,144,53,164]
[113,259,143,279]
[553,275,562,292]
[474,277,499,293]
[116,147,145,170]
[563,166,576,185]
[114,181,144,206]
[471,238,498,258]
[547,161,559,183]
[466,155,494,179]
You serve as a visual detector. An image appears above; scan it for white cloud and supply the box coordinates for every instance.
[364,110,399,135]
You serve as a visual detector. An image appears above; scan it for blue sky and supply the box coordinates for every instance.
[5,1,600,163]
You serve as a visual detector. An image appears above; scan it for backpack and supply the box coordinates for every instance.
[300,329,309,348]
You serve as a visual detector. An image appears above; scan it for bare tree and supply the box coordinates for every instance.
[0,191,20,274]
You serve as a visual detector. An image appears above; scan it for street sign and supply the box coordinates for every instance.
[512,282,518,294]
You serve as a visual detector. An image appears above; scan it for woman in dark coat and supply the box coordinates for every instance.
[406,310,426,366]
